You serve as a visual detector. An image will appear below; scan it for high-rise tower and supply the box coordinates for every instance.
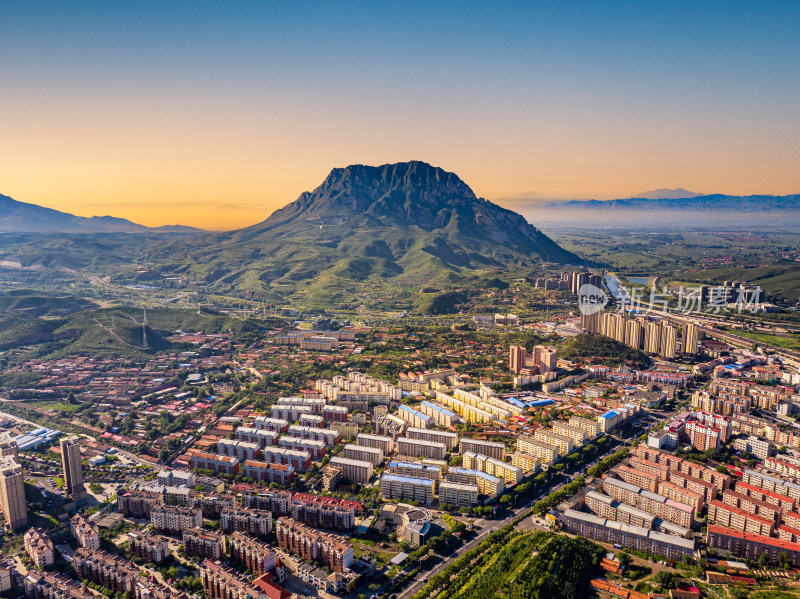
[60,437,87,500]
[0,455,27,529]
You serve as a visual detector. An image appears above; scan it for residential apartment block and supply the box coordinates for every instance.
[275,517,353,572]
[286,425,340,447]
[603,477,695,529]
[446,467,504,497]
[0,455,27,529]
[458,438,505,460]
[150,505,203,533]
[117,490,162,518]
[73,549,139,594]
[462,452,522,485]
[510,452,541,473]
[407,427,459,451]
[707,500,775,537]
[127,531,170,564]
[200,559,265,599]
[343,444,383,466]
[241,460,295,486]
[356,433,395,454]
[227,532,279,577]
[260,447,312,474]
[657,481,704,515]
[24,529,54,568]
[217,439,260,461]
[552,422,588,446]
[329,456,374,483]
[418,401,459,428]
[707,525,800,566]
[380,474,435,505]
[278,436,326,460]
[220,508,273,538]
[189,452,240,476]
[397,405,433,429]
[569,416,601,438]
[24,571,94,599]
[387,461,441,486]
[70,513,100,551]
[396,437,446,460]
[534,429,573,456]
[183,528,225,560]
[516,436,559,464]
[438,481,479,508]
[235,427,278,448]
[560,509,694,560]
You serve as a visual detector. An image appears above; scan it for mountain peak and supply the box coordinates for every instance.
[234,160,578,266]
[316,160,477,202]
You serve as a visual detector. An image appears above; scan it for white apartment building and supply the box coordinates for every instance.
[397,437,447,460]
[343,444,384,466]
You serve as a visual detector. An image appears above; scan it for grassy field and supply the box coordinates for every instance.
[30,400,84,413]
[735,330,800,351]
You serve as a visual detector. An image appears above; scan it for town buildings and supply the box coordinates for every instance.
[275,517,353,572]
[24,528,54,568]
[73,549,139,594]
[228,532,280,577]
[343,444,383,466]
[380,474,435,505]
[183,528,225,560]
[70,513,101,551]
[24,571,94,599]
[329,456,374,484]
[150,505,203,533]
[220,508,273,537]
[396,437,446,460]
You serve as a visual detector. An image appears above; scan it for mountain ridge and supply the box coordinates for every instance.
[0,193,204,234]
[625,188,700,200]
[545,193,800,211]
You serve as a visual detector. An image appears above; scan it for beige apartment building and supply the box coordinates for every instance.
[0,455,26,529]
[534,429,573,456]
[516,436,559,464]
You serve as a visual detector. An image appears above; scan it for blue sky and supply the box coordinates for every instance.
[1,1,798,227]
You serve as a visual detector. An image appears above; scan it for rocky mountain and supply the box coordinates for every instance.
[160,161,579,303]
[0,193,203,233]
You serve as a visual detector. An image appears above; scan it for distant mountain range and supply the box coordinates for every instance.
[156,161,579,303]
[0,193,203,233]
[625,188,701,200]
[546,193,800,211]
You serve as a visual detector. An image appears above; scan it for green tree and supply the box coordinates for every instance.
[652,571,674,590]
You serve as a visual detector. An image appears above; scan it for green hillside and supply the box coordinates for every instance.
[0,306,287,360]
[0,289,97,317]
[560,333,653,369]
[0,314,62,351]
